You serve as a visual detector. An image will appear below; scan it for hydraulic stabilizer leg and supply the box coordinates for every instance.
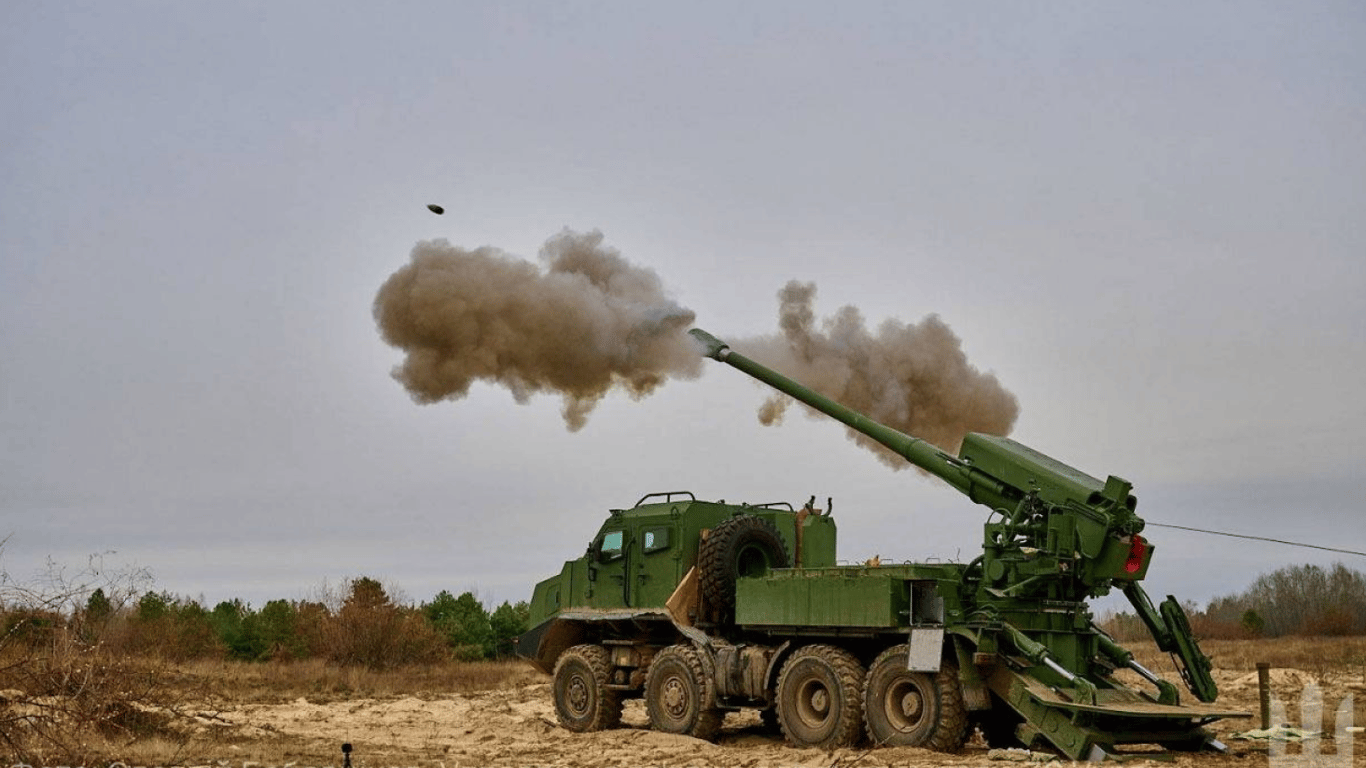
[1122,583,1218,702]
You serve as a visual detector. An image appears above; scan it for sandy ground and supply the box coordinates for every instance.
[191,666,1366,768]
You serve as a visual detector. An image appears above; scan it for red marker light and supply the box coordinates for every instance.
[1124,535,1147,574]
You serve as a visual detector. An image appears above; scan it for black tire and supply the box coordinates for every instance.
[698,515,789,621]
[776,644,865,749]
[552,644,623,732]
[759,706,781,734]
[645,645,724,741]
[863,645,970,751]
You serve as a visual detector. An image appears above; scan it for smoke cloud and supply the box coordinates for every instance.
[374,232,1018,464]
[373,229,700,430]
[736,281,1019,467]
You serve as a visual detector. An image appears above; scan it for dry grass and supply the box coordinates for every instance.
[0,653,541,764]
[0,644,202,765]
[1122,635,1366,681]
[9,636,1366,764]
[1117,635,1366,744]
[170,656,544,704]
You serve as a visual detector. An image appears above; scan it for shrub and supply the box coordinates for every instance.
[490,600,530,657]
[320,577,448,669]
[423,590,493,658]
[0,548,192,763]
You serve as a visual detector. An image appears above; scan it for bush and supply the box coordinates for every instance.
[490,600,530,657]
[423,590,493,658]
[0,548,193,763]
[319,577,448,669]
[420,592,530,659]
[257,598,310,660]
[116,592,224,660]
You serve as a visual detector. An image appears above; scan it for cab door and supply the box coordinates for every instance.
[588,528,631,608]
[632,524,679,607]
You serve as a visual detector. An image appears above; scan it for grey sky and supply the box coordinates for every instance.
[2,2,1363,615]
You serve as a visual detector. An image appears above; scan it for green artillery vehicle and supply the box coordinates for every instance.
[516,329,1247,760]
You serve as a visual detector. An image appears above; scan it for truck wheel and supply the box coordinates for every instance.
[552,644,623,732]
[863,645,970,750]
[776,644,864,749]
[645,645,723,741]
[698,515,789,621]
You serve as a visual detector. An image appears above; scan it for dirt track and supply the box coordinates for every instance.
[197,666,1364,768]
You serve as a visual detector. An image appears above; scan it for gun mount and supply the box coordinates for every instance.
[689,328,1218,703]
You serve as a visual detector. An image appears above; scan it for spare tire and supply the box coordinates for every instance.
[698,515,789,622]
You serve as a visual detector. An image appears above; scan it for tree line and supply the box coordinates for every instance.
[6,575,529,669]
[11,561,1364,667]
[1102,562,1366,641]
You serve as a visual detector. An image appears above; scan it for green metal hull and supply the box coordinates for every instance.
[735,564,961,628]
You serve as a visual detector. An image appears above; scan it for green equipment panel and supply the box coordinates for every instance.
[735,567,906,627]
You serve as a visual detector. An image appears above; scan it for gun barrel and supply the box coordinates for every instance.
[689,329,972,491]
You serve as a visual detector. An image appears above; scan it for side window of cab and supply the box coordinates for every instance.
[599,530,624,560]
[642,527,670,554]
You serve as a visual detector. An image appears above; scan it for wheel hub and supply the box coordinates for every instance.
[796,679,833,726]
[885,679,926,731]
[663,677,688,717]
[900,690,924,720]
[567,676,590,715]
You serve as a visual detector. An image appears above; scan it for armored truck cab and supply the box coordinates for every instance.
[518,492,837,674]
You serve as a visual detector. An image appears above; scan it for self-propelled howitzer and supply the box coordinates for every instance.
[514,329,1245,761]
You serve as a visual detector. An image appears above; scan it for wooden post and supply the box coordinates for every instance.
[1257,662,1271,729]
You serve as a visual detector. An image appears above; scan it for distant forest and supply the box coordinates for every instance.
[1101,562,1366,640]
[3,570,528,669]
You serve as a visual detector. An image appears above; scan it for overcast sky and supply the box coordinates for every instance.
[3,2,1363,617]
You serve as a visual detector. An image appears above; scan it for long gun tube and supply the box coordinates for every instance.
[689,329,1011,506]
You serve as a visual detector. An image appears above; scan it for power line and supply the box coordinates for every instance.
[1148,521,1366,558]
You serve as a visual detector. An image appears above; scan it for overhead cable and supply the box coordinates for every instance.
[1148,522,1366,558]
